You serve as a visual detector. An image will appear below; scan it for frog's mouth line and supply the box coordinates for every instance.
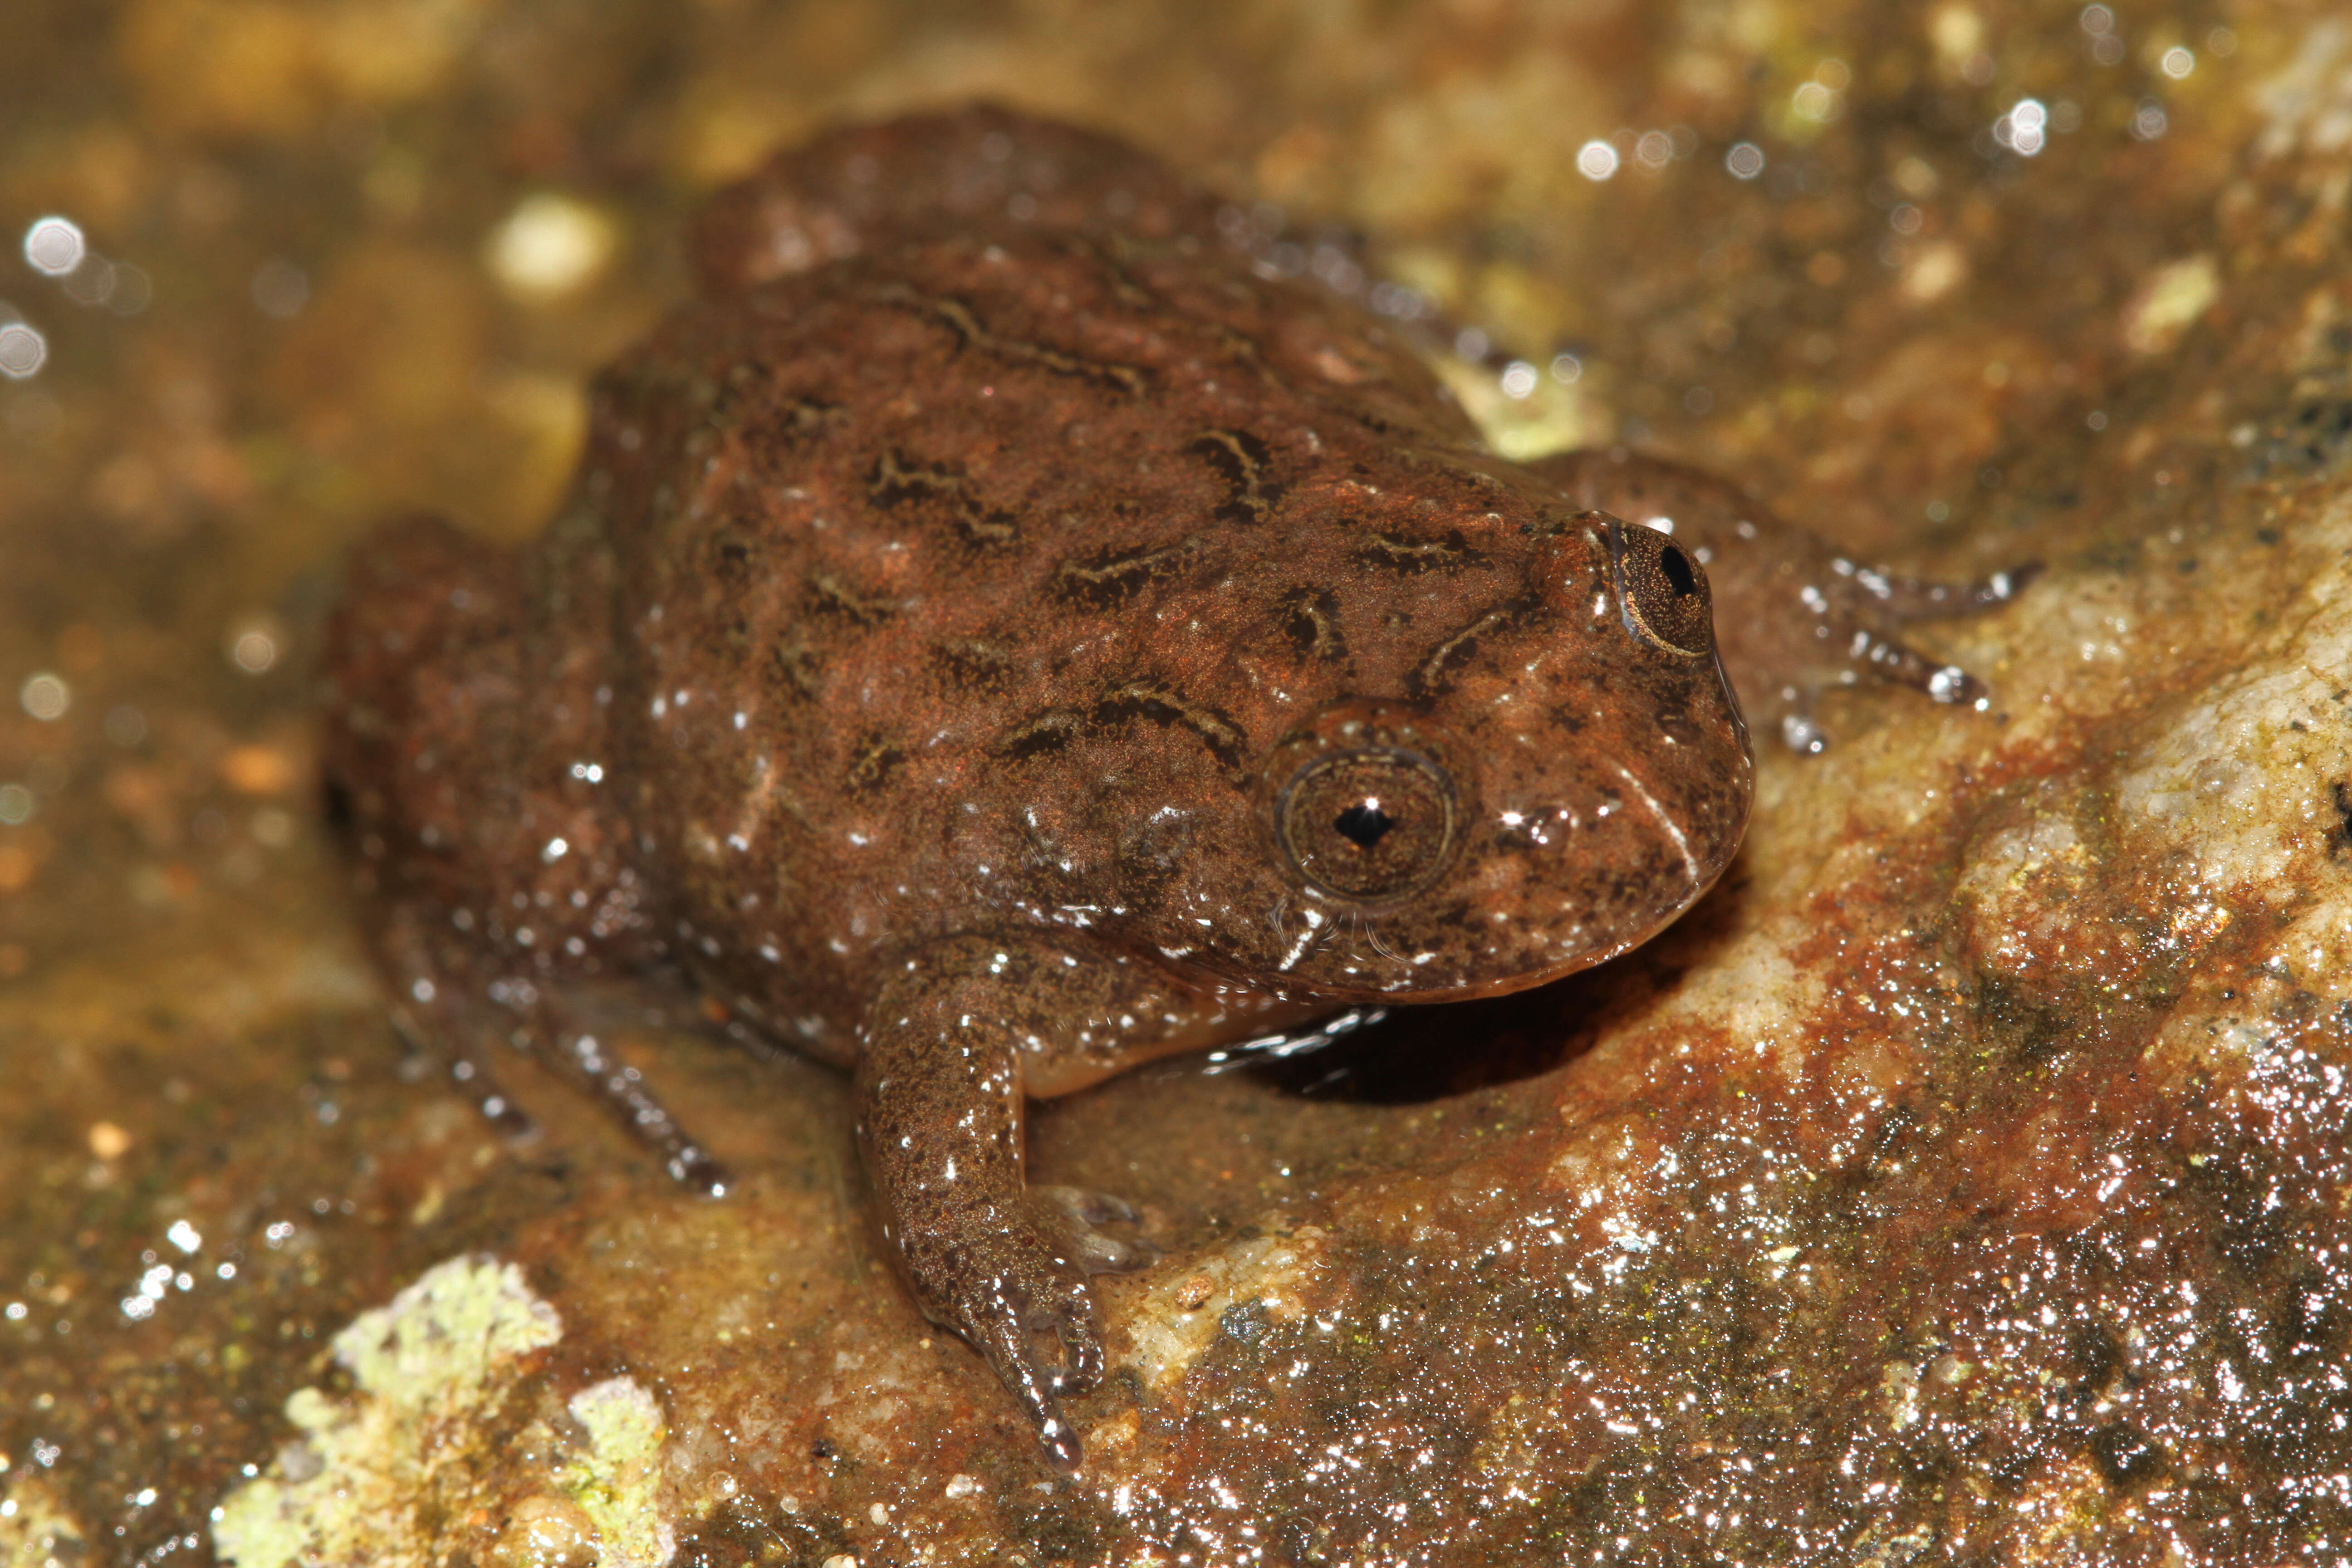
[1610,761,1704,888]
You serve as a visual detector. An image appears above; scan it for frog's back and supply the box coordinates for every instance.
[573,195,1603,1014]
[688,102,1231,295]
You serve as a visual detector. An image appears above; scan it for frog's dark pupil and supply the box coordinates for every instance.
[1334,801,1396,849]
[1660,544,1697,597]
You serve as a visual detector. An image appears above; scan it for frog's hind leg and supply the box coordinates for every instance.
[328,514,728,1196]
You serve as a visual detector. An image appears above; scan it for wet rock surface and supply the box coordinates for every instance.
[4,2,2351,1564]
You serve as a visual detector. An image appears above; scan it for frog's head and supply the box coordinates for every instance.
[1191,507,1750,1003]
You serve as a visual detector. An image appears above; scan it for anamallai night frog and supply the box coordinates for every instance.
[324,105,2028,1470]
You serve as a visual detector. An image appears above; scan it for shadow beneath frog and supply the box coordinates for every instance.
[1237,964,1624,1104]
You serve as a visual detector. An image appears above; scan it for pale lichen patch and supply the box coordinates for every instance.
[0,1478,86,1568]
[558,1378,675,1568]
[210,1254,675,1568]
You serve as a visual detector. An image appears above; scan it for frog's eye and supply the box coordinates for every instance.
[1276,747,1459,902]
[1609,519,1713,657]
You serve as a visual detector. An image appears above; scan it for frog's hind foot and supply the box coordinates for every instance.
[1863,558,2044,623]
[379,923,733,1196]
[389,1000,544,1144]
[1774,557,2043,753]
[1032,1185,1166,1276]
[538,1026,734,1196]
[412,1009,734,1194]
[1828,556,2045,708]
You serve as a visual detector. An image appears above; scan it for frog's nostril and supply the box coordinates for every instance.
[1333,800,1396,849]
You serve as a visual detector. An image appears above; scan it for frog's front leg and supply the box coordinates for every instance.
[856,936,1173,1473]
[1529,448,2038,751]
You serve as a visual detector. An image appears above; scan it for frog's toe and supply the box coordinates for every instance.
[431,1047,541,1142]
[1774,628,1991,754]
[668,1146,734,1197]
[1878,558,2044,621]
[937,1196,1120,1471]
[1852,627,1988,706]
[1035,1184,1138,1225]
[1044,1279,1107,1397]
[1034,1184,1165,1275]
[976,1306,1088,1472]
[966,1264,1100,1472]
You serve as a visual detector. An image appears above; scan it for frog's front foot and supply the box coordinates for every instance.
[883,1178,1163,1469]
[880,1172,1169,1468]
[1526,448,2042,751]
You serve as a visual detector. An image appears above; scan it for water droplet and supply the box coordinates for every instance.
[22,216,84,277]
[19,672,68,721]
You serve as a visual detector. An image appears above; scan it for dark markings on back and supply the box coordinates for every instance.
[933,638,1014,695]
[1355,529,1483,573]
[1051,538,1202,610]
[1277,586,1346,663]
[1518,508,1604,542]
[997,681,1250,777]
[1056,233,1159,311]
[712,362,843,443]
[1407,597,1539,700]
[773,396,849,441]
[846,733,906,794]
[1190,429,1284,526]
[770,637,823,701]
[1208,323,1278,381]
[867,449,1020,545]
[1000,709,1083,761]
[710,527,759,585]
[1093,683,1249,773]
[869,282,1148,397]
[805,572,898,627]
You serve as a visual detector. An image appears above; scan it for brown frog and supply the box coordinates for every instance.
[323,105,2029,1471]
